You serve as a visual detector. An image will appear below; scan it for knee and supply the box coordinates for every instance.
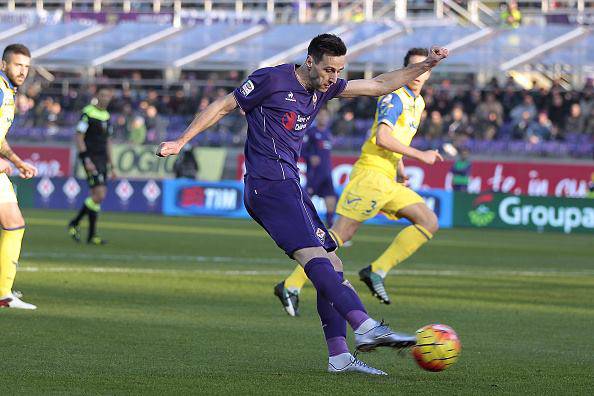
[329,254,343,272]
[93,189,106,202]
[420,211,439,235]
[3,220,25,230]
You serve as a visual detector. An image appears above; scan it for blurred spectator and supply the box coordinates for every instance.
[512,110,533,140]
[564,103,585,134]
[128,115,147,144]
[547,92,566,128]
[585,107,594,136]
[476,93,503,127]
[333,110,356,136]
[446,105,473,139]
[144,105,168,143]
[46,102,63,135]
[510,94,536,123]
[526,111,553,144]
[424,110,444,142]
[15,94,35,119]
[500,1,522,28]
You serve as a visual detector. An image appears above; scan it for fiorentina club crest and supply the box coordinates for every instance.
[142,180,161,204]
[37,177,54,200]
[312,92,317,107]
[115,179,134,203]
[316,227,326,243]
[63,177,81,202]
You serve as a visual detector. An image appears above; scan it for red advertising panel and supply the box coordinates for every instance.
[236,154,594,197]
[13,146,72,177]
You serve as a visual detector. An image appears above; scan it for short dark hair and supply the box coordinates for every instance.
[307,34,347,62]
[404,48,429,67]
[3,44,31,62]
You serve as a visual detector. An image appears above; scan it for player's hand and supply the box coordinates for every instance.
[17,161,38,179]
[83,158,97,173]
[0,158,13,176]
[156,141,182,157]
[418,150,444,165]
[397,173,410,187]
[427,46,449,68]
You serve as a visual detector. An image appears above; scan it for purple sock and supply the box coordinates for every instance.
[317,272,348,356]
[304,258,369,330]
[326,336,349,357]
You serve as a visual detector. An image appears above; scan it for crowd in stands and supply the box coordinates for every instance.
[11,74,594,158]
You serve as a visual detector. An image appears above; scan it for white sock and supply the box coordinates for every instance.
[374,269,387,278]
[354,318,378,335]
[286,287,300,294]
[329,353,353,369]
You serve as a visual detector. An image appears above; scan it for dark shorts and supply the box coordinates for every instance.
[244,176,337,258]
[84,157,108,188]
[307,175,336,198]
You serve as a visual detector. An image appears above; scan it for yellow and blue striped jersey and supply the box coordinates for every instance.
[353,86,425,180]
[0,71,16,145]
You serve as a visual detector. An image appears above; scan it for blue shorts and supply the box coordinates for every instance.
[244,176,337,258]
[307,175,336,198]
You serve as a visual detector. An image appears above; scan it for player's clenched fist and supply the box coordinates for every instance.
[418,150,444,165]
[17,161,37,179]
[156,140,182,157]
[427,47,449,67]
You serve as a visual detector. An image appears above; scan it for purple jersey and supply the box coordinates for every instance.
[233,64,347,181]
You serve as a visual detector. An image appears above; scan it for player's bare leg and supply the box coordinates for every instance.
[362,202,438,304]
[0,202,35,310]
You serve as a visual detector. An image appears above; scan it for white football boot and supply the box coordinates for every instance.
[328,353,387,376]
[0,292,37,310]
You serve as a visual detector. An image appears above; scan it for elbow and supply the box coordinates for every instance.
[375,133,388,149]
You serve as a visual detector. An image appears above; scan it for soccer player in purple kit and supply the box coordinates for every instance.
[158,34,448,375]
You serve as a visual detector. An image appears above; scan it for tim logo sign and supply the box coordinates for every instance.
[163,180,247,217]
[178,186,240,210]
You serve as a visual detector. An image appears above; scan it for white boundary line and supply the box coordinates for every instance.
[18,251,594,279]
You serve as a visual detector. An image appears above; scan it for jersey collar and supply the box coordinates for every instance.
[403,85,416,98]
[0,71,15,90]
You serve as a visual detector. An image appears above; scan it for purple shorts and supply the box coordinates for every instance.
[244,176,337,257]
[307,175,336,198]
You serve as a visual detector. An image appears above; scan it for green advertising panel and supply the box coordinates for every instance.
[454,192,594,234]
[76,145,226,180]
[10,177,35,208]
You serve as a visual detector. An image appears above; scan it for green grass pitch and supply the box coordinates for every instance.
[1,209,593,394]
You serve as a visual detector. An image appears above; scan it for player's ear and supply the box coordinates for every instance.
[305,55,313,70]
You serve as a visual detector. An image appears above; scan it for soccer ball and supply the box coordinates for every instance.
[412,324,461,372]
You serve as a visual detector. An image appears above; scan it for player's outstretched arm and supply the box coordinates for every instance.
[376,123,443,165]
[339,47,448,98]
[157,93,238,157]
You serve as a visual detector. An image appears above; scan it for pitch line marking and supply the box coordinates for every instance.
[26,217,590,252]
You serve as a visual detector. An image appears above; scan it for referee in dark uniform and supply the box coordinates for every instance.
[68,88,115,244]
